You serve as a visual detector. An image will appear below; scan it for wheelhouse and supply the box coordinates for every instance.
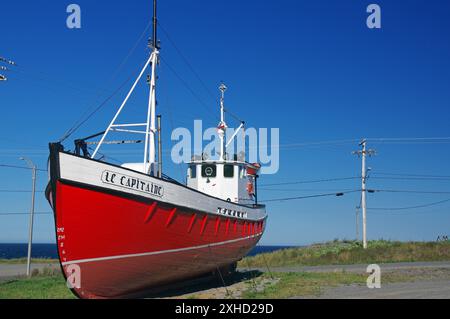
[187,159,259,205]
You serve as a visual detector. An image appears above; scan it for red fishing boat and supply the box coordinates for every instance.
[46,0,267,299]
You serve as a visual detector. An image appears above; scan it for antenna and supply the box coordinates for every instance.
[219,83,227,124]
[153,0,157,48]
[149,0,159,50]
[218,83,228,161]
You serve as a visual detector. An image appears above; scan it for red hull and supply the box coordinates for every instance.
[53,181,265,298]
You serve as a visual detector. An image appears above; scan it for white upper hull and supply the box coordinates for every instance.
[58,152,267,222]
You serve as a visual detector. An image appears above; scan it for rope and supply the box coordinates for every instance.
[59,75,134,143]
[207,245,231,298]
[59,21,152,142]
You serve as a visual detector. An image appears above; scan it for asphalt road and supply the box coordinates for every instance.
[315,280,450,299]
[242,261,450,274]
[243,261,450,299]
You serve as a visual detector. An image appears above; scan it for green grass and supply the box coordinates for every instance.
[240,240,450,268]
[0,273,74,299]
[0,258,58,265]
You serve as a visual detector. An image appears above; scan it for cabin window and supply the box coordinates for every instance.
[224,164,234,178]
[239,166,246,179]
[190,165,197,178]
[202,164,217,178]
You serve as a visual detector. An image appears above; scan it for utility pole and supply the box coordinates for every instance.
[355,193,362,241]
[20,157,37,277]
[353,140,376,249]
[355,206,360,241]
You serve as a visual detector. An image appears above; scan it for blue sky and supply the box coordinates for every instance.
[1,0,450,245]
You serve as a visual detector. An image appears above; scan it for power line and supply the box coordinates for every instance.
[260,177,360,187]
[277,139,359,149]
[368,198,450,211]
[8,66,104,96]
[0,190,45,193]
[256,137,450,152]
[371,189,450,195]
[0,212,52,216]
[259,187,357,192]
[0,164,31,170]
[259,187,450,194]
[370,206,450,215]
[367,137,450,143]
[373,172,450,178]
[260,190,360,203]
[0,164,46,172]
[371,176,450,181]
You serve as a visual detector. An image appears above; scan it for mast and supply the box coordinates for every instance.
[153,0,157,48]
[218,83,227,161]
[91,0,160,176]
[144,0,160,174]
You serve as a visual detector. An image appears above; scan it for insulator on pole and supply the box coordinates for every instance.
[0,56,17,66]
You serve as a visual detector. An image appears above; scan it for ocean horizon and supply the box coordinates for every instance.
[0,243,295,260]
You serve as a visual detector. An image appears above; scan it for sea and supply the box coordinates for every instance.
[0,244,293,260]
